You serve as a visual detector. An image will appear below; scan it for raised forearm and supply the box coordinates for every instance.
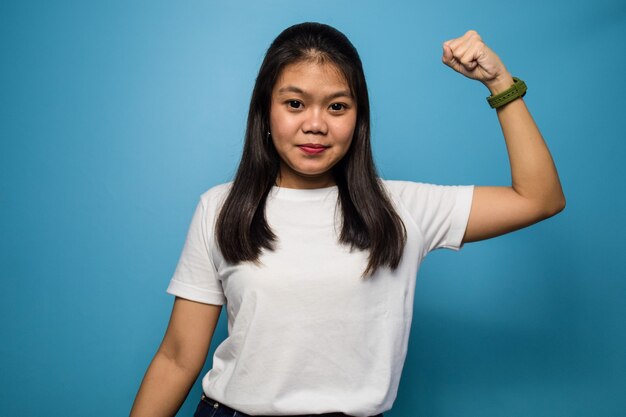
[488,73,565,215]
[129,350,201,417]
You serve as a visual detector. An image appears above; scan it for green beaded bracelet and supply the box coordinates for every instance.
[487,77,527,109]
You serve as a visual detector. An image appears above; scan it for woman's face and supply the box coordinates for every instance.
[269,60,357,189]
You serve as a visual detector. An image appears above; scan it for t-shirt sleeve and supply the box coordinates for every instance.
[386,181,474,254]
[166,197,226,305]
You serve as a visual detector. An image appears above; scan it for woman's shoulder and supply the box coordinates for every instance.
[380,179,474,207]
[381,179,470,192]
[198,182,233,209]
[380,179,438,195]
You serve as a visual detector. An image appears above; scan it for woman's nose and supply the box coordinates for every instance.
[302,108,328,134]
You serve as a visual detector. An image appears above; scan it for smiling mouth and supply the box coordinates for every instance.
[298,144,329,155]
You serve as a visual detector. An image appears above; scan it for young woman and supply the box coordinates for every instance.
[130,22,565,417]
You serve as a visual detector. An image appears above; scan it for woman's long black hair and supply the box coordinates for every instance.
[216,22,406,276]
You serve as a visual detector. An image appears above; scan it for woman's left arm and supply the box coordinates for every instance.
[442,30,566,243]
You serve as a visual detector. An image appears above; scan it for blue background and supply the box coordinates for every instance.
[2,1,625,416]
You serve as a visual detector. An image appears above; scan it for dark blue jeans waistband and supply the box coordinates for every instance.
[194,393,384,417]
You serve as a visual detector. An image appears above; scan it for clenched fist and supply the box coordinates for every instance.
[442,30,514,95]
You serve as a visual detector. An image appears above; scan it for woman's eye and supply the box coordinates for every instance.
[330,103,345,111]
[288,100,302,109]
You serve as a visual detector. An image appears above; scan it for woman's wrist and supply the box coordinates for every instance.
[484,72,515,95]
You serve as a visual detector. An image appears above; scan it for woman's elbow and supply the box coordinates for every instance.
[541,192,566,219]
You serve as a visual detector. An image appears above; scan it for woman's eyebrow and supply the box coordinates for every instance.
[277,86,353,100]
[277,86,305,95]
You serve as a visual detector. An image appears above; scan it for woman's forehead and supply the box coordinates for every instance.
[273,61,352,97]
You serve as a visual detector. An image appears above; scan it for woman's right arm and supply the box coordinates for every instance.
[129,297,222,417]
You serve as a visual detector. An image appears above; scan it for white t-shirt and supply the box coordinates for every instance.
[166,180,474,416]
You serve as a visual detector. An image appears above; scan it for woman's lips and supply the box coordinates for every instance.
[298,144,329,155]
